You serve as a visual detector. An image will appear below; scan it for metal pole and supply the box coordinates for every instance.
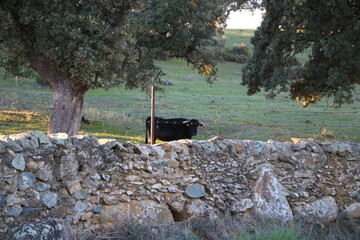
[150,85,155,145]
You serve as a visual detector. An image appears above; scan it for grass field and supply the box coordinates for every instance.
[1,29,359,144]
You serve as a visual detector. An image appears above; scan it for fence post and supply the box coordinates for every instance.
[151,85,155,145]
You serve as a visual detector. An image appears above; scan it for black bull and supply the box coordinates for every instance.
[145,117,204,144]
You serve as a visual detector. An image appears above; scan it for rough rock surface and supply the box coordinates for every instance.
[293,197,338,222]
[10,219,75,240]
[0,132,359,239]
[253,168,293,222]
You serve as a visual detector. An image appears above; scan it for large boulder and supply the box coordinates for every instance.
[293,197,338,222]
[253,168,293,222]
[99,200,173,227]
[6,219,75,240]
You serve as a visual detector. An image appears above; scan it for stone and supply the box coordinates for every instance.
[230,198,254,214]
[103,195,119,205]
[99,200,173,227]
[344,202,360,220]
[5,207,22,217]
[26,160,39,171]
[355,194,360,202]
[0,223,8,234]
[73,201,87,213]
[99,139,128,152]
[17,172,37,191]
[0,135,23,152]
[41,192,58,209]
[9,132,39,149]
[11,154,25,171]
[35,183,51,192]
[22,207,42,217]
[0,195,5,208]
[168,159,179,168]
[35,164,53,182]
[119,194,131,202]
[293,197,338,222]
[49,133,73,149]
[253,168,293,222]
[185,184,206,199]
[151,183,162,190]
[31,132,53,149]
[123,142,141,154]
[0,142,5,154]
[168,201,185,214]
[81,212,94,221]
[9,219,75,240]
[182,199,218,221]
[91,173,101,181]
[6,194,21,206]
[58,153,79,180]
[93,204,101,213]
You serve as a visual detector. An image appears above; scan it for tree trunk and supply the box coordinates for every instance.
[49,80,86,135]
[29,53,87,135]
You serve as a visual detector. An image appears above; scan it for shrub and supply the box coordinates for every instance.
[232,43,250,56]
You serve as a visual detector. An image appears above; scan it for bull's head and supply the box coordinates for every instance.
[183,119,204,136]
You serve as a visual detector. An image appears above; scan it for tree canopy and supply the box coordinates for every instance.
[242,0,360,107]
[0,0,247,135]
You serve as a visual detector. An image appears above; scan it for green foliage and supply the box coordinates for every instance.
[0,0,248,91]
[232,43,250,56]
[242,0,360,107]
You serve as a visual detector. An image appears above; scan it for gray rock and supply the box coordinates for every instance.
[99,200,173,227]
[93,204,101,213]
[0,195,6,208]
[5,207,22,217]
[0,135,23,152]
[185,184,206,198]
[0,142,5,153]
[58,153,79,180]
[253,168,293,222]
[49,133,73,149]
[9,132,39,149]
[22,207,42,217]
[230,198,254,214]
[35,164,53,181]
[293,197,338,222]
[41,192,58,209]
[344,202,360,220]
[0,223,8,233]
[356,193,360,202]
[18,172,37,191]
[6,194,21,206]
[182,199,218,221]
[11,154,25,171]
[35,183,51,192]
[91,173,101,181]
[31,131,53,149]
[10,219,75,240]
[73,200,87,213]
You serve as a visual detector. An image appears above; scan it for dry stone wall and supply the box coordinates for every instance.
[0,132,360,239]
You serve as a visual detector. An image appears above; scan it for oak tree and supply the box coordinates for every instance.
[0,0,244,135]
[242,0,360,107]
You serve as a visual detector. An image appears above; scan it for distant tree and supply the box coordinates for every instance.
[242,0,360,107]
[0,0,248,135]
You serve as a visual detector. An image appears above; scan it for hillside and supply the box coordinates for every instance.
[0,29,359,143]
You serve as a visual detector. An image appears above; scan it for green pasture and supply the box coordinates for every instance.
[1,29,359,144]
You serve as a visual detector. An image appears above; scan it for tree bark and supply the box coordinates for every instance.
[29,53,87,135]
